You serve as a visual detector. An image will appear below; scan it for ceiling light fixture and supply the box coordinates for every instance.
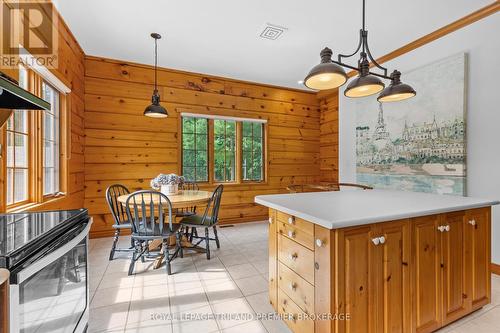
[304,0,416,102]
[144,33,168,118]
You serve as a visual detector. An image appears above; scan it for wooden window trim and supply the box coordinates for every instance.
[179,114,268,186]
[3,66,68,212]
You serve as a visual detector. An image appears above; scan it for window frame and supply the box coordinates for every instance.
[179,114,267,186]
[5,66,33,208]
[2,66,68,211]
[41,80,61,198]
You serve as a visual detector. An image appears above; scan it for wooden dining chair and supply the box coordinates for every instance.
[105,184,134,260]
[176,181,199,218]
[179,185,223,260]
[125,190,182,275]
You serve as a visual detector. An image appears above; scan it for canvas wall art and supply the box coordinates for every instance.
[355,53,467,196]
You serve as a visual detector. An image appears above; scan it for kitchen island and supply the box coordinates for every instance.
[255,190,499,333]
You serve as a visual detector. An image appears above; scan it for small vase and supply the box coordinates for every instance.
[160,184,179,195]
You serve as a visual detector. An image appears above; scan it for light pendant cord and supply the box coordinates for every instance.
[154,37,158,93]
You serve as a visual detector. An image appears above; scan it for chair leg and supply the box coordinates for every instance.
[128,242,138,276]
[109,229,120,261]
[205,227,211,260]
[213,226,220,249]
[140,242,146,263]
[163,241,172,275]
[190,227,196,242]
[176,232,183,259]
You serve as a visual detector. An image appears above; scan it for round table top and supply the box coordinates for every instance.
[117,190,212,209]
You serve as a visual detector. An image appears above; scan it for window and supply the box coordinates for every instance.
[214,119,236,182]
[4,66,66,209]
[182,117,208,182]
[6,67,30,205]
[181,115,266,184]
[242,121,263,181]
[42,82,60,196]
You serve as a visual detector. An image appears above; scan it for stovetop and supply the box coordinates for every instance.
[0,209,88,268]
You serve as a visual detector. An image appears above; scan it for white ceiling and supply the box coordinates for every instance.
[52,0,493,90]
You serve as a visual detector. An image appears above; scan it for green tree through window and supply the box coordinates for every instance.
[181,116,265,184]
[242,121,263,181]
[214,119,236,182]
[182,117,208,181]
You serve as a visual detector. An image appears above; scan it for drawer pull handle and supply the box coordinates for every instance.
[288,216,295,225]
[268,217,273,224]
[379,236,386,244]
[445,225,450,232]
[316,239,324,247]
[437,226,445,232]
[288,230,296,238]
[372,237,380,246]
[289,282,297,291]
[289,253,298,261]
[469,219,476,226]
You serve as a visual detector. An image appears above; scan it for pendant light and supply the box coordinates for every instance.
[144,33,168,118]
[304,47,347,90]
[377,70,416,102]
[344,56,384,98]
[303,0,416,103]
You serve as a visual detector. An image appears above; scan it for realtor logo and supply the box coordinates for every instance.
[1,0,58,69]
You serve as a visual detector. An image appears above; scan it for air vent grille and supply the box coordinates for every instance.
[259,23,287,40]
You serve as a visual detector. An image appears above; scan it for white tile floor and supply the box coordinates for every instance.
[88,221,500,333]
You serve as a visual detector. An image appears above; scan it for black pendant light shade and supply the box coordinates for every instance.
[304,47,348,90]
[144,33,168,118]
[344,58,385,98]
[377,70,416,102]
[144,90,168,117]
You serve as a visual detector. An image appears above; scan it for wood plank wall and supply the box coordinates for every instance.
[318,91,339,183]
[0,7,85,212]
[83,57,324,238]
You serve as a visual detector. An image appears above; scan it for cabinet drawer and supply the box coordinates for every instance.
[278,235,315,284]
[277,211,314,234]
[278,221,315,250]
[278,262,314,314]
[278,289,314,333]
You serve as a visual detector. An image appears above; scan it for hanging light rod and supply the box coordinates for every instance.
[144,32,169,118]
[304,0,416,102]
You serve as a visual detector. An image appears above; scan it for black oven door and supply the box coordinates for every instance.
[9,219,91,333]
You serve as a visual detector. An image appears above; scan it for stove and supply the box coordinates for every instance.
[0,209,87,270]
[0,209,91,333]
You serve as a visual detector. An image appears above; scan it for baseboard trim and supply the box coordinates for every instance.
[491,263,500,275]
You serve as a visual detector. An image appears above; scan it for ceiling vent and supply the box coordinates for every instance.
[259,23,287,40]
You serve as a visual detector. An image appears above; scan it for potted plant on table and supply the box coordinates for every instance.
[150,174,185,195]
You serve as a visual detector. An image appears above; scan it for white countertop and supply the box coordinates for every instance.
[254,190,499,229]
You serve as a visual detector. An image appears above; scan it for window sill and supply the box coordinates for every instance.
[7,194,67,213]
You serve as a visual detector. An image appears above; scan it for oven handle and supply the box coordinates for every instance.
[16,218,92,284]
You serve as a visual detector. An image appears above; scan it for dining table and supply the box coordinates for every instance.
[117,189,212,268]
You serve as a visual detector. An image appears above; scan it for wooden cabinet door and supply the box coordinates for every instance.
[467,208,491,310]
[411,215,442,333]
[336,225,378,333]
[441,211,470,325]
[375,220,410,333]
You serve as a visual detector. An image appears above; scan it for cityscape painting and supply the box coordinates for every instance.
[355,53,467,196]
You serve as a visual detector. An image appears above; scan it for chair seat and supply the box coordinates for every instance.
[179,215,214,227]
[132,223,181,240]
[112,222,132,229]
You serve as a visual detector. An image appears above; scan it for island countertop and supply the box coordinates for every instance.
[255,189,499,229]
